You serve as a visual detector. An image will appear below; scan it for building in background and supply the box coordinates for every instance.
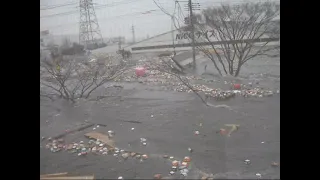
[40,30,55,48]
[106,37,126,45]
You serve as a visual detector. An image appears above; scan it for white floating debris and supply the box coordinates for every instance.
[180,169,189,176]
[118,176,123,179]
[256,173,261,178]
[131,127,135,131]
[244,159,251,165]
[261,141,265,144]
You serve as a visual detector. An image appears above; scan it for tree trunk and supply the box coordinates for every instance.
[234,65,242,77]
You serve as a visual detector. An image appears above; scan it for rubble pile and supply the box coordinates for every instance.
[112,57,278,100]
[45,138,149,162]
[43,135,199,178]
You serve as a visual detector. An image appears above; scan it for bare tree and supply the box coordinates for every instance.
[194,1,280,77]
[40,55,126,102]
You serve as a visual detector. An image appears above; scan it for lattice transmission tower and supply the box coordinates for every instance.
[79,0,104,49]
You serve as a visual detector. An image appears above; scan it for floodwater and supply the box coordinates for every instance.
[40,52,280,179]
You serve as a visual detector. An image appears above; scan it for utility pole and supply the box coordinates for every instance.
[131,25,135,44]
[79,0,104,49]
[188,0,196,70]
[171,16,176,55]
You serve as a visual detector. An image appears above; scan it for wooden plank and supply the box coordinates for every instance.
[51,123,94,140]
[84,132,115,148]
[40,172,68,178]
[40,175,94,180]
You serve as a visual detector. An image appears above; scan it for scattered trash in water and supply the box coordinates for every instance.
[261,141,265,144]
[142,154,148,159]
[271,162,279,167]
[151,115,154,118]
[188,147,193,153]
[131,127,135,131]
[256,173,262,178]
[183,156,191,162]
[118,176,123,179]
[154,174,162,179]
[233,84,241,90]
[181,161,188,167]
[122,153,129,159]
[201,176,208,180]
[108,130,115,137]
[180,168,189,176]
[172,166,177,171]
[172,160,179,166]
[218,128,228,135]
[244,159,251,165]
[194,131,200,135]
[224,124,240,136]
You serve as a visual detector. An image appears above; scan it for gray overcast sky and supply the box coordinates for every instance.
[40,0,271,39]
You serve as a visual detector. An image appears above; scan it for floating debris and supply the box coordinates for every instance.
[271,162,279,167]
[122,153,129,159]
[172,160,179,166]
[180,169,189,176]
[142,154,148,159]
[256,173,262,178]
[154,174,162,179]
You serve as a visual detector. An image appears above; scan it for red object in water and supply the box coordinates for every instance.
[135,67,146,77]
[233,84,241,90]
[219,128,228,135]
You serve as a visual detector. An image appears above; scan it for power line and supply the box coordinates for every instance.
[40,10,162,30]
[40,0,147,19]
[40,2,77,10]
